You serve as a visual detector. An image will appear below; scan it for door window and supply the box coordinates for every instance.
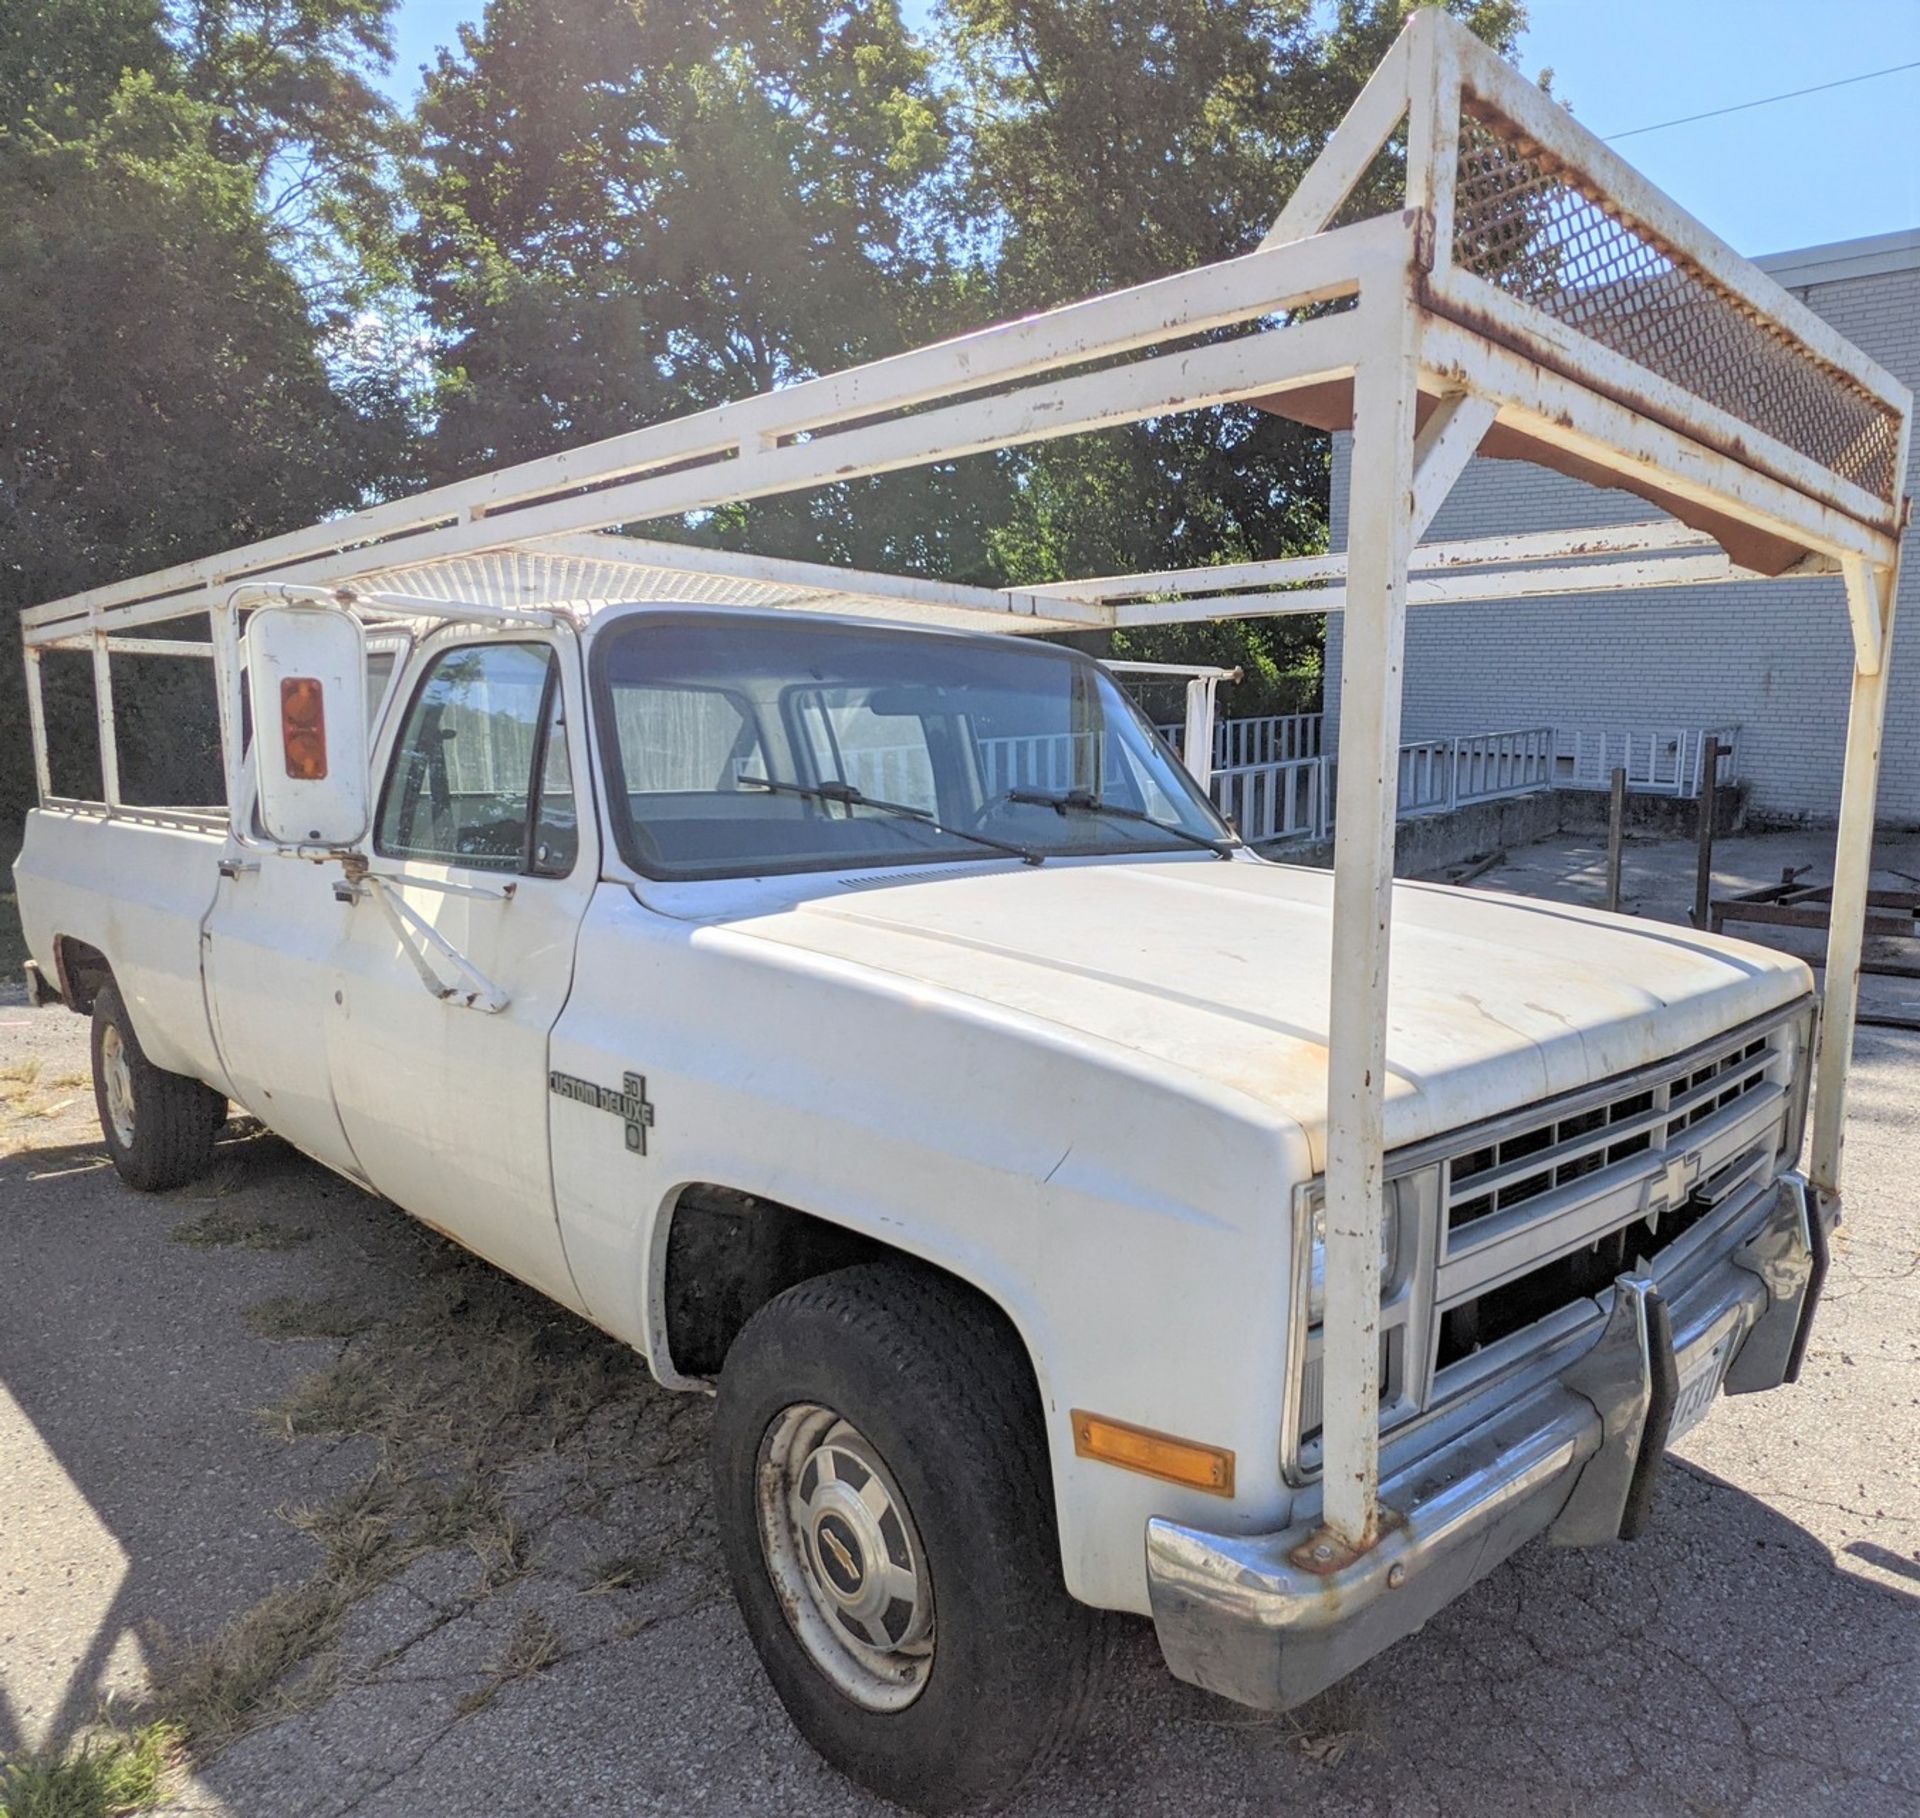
[529,680,579,876]
[376,643,575,874]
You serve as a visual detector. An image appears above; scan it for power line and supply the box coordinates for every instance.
[1603,58,1920,141]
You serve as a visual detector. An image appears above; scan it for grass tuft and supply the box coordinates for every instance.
[169,1210,312,1250]
[0,1060,79,1128]
[148,1585,343,1752]
[581,1551,657,1596]
[270,1354,392,1439]
[456,1613,564,1716]
[244,1295,369,1341]
[125,1239,665,1769]
[0,1720,183,1818]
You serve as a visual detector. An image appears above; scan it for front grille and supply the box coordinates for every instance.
[1282,1005,1805,1484]
[1448,1031,1774,1234]
[1433,1159,1748,1372]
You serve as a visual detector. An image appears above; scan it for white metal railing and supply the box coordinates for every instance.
[1211,757,1324,842]
[1154,711,1324,769]
[974,732,1097,797]
[1453,726,1558,804]
[1208,722,1621,841]
[1397,738,1457,815]
[778,715,1732,843]
[1314,727,1554,836]
[1553,726,1740,798]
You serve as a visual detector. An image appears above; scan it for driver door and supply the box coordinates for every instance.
[325,630,595,1312]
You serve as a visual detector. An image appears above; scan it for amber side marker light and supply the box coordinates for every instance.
[1071,1410,1235,1497]
[280,676,328,781]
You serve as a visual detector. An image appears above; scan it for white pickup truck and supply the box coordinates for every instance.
[15,598,1828,1811]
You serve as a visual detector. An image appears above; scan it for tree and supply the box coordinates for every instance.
[941,0,1526,699]
[0,0,172,136]
[401,0,1009,574]
[0,1,412,826]
[174,0,404,303]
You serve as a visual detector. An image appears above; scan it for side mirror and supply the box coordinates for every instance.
[243,604,369,846]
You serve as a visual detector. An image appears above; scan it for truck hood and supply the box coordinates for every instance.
[702,855,1811,1161]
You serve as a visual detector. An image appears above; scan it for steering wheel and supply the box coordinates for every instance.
[962,789,1033,832]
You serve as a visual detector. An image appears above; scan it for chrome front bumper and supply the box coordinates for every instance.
[1145,1173,1828,1712]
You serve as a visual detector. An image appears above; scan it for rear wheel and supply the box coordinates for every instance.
[711,1263,1108,1813]
[91,981,225,1191]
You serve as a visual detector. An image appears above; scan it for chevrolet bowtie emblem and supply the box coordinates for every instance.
[1650,1147,1703,1216]
[821,1527,860,1582]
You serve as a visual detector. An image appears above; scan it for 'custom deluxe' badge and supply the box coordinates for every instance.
[549,1069,655,1155]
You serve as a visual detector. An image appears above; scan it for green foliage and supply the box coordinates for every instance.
[945,0,1524,688]
[399,0,1027,576]
[946,0,1524,304]
[0,76,405,604]
[405,0,950,462]
[0,1720,181,1818]
[175,0,395,190]
[0,0,412,826]
[0,0,172,139]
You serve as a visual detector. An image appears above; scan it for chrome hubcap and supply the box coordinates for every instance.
[758,1404,934,1711]
[100,1024,136,1148]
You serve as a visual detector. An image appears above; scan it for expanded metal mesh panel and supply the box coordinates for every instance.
[355,551,826,613]
[1451,114,1901,504]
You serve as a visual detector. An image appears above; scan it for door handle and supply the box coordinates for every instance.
[218,859,260,880]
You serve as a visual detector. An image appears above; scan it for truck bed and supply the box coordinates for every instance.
[13,807,229,1090]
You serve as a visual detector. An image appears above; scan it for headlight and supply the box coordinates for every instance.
[1780,1006,1815,1165]
[1304,1181,1400,1325]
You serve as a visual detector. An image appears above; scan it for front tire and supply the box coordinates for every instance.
[712,1264,1107,1813]
[91,981,225,1191]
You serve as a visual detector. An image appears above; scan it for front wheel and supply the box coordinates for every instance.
[91,981,225,1191]
[711,1264,1108,1813]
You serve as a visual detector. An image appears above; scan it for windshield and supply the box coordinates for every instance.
[591,612,1232,880]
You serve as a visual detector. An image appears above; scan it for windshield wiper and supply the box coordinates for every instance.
[736,777,1043,866]
[1003,787,1240,856]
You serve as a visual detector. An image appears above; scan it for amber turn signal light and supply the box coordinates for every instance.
[280,676,328,781]
[1071,1410,1235,1497]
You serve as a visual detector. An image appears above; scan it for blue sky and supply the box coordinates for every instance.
[383,0,1920,257]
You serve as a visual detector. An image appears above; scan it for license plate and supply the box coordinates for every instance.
[1668,1332,1734,1440]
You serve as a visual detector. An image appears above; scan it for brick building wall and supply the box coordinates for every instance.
[1324,229,1920,825]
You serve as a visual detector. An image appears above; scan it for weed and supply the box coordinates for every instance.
[244,1295,369,1341]
[456,1613,564,1716]
[149,1585,342,1751]
[133,1242,664,1767]
[581,1552,657,1596]
[169,1210,312,1250]
[579,1507,709,1597]
[0,1061,68,1127]
[0,1059,44,1095]
[0,1719,182,1817]
[269,1353,393,1439]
